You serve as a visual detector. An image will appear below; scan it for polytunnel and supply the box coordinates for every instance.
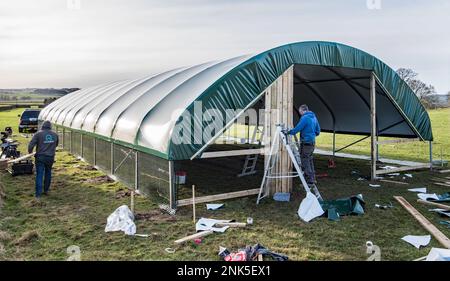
[39,41,433,207]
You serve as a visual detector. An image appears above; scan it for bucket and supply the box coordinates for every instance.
[175,171,187,185]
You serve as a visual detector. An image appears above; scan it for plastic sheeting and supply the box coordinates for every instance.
[39,42,433,160]
[105,205,136,235]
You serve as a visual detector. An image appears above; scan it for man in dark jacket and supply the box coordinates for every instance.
[28,121,59,198]
[288,105,321,185]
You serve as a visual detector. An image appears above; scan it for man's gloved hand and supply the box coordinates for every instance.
[282,129,290,135]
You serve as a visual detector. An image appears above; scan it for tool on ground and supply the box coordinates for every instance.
[375,202,394,209]
[257,124,322,204]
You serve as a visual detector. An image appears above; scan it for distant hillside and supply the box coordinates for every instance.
[431,94,449,108]
[0,88,80,101]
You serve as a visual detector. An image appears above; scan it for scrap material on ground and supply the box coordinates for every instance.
[394,196,450,249]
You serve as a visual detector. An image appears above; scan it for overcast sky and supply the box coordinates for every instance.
[1,0,449,94]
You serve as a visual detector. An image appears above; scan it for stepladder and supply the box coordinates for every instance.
[237,126,264,177]
[256,124,323,204]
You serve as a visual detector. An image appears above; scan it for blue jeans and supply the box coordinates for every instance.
[35,155,54,197]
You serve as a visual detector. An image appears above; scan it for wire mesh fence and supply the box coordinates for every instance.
[57,125,173,205]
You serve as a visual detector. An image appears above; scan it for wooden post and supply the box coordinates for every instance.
[429,141,433,171]
[370,73,377,181]
[263,67,294,195]
[332,129,336,157]
[134,151,139,190]
[80,133,84,158]
[192,185,196,224]
[169,160,176,209]
[130,190,135,214]
[93,138,97,166]
[110,142,114,175]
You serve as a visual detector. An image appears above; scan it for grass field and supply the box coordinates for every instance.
[0,108,449,261]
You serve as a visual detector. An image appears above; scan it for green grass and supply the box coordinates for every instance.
[0,108,449,261]
[315,108,450,163]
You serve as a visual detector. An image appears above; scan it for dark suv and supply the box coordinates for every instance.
[18,109,41,133]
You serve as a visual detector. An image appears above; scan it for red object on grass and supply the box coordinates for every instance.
[328,159,336,168]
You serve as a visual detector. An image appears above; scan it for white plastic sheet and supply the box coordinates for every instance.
[408,187,427,193]
[425,248,450,261]
[297,192,324,223]
[206,204,224,210]
[196,218,231,233]
[401,235,431,249]
[105,205,136,236]
[417,193,439,201]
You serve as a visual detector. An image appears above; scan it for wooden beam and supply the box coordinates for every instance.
[431,177,450,183]
[380,179,409,185]
[174,230,213,244]
[417,199,450,211]
[376,138,421,145]
[375,164,430,175]
[434,182,450,188]
[394,196,450,249]
[200,148,264,159]
[439,170,450,174]
[370,74,377,181]
[177,188,260,207]
[6,152,35,164]
[215,222,246,228]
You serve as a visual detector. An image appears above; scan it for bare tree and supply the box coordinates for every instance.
[397,68,437,108]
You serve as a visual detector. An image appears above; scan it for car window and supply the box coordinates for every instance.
[21,110,40,119]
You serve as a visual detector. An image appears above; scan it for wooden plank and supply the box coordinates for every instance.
[434,182,450,188]
[177,188,260,207]
[438,170,450,174]
[417,199,450,211]
[375,164,430,175]
[174,230,214,244]
[380,179,409,185]
[215,222,246,228]
[376,138,421,145]
[201,148,264,159]
[6,152,35,164]
[394,196,450,249]
[431,177,450,183]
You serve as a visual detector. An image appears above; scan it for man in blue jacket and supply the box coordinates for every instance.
[288,105,321,185]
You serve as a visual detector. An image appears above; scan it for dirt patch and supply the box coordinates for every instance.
[135,210,177,222]
[80,165,97,171]
[26,199,46,207]
[115,189,131,199]
[14,230,40,246]
[0,230,12,242]
[83,175,113,184]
